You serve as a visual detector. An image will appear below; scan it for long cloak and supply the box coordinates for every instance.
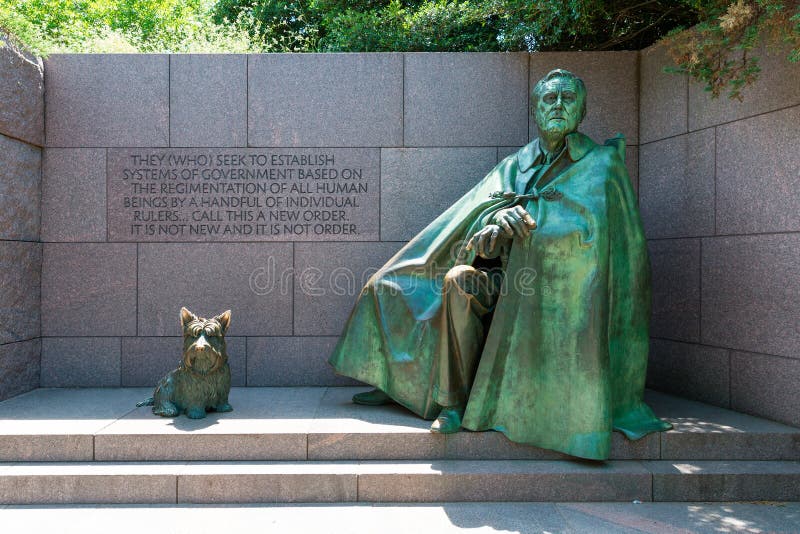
[328,131,671,460]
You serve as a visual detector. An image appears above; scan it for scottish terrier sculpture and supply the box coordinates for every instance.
[137,307,233,419]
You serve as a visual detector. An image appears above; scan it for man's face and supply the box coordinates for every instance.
[533,77,584,140]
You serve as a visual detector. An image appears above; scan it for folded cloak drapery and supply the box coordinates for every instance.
[328,131,671,460]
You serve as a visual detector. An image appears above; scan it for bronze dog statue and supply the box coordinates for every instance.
[137,307,233,419]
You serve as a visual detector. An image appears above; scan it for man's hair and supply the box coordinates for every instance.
[531,69,587,120]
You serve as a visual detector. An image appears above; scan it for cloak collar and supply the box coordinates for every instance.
[517,131,597,172]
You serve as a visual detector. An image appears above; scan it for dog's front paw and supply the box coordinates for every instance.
[214,403,233,413]
[186,407,207,419]
[153,402,179,417]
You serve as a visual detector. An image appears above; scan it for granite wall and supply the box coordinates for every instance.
[17,47,800,428]
[0,38,44,401]
[640,42,800,427]
[39,52,640,389]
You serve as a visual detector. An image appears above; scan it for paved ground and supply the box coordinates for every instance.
[1,502,798,533]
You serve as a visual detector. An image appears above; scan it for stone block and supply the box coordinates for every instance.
[357,460,651,502]
[405,53,528,147]
[716,106,800,234]
[308,387,443,460]
[626,145,639,195]
[96,433,305,462]
[45,54,169,147]
[0,39,43,146]
[648,460,800,501]
[0,339,40,401]
[0,388,148,460]
[443,432,565,461]
[648,239,700,342]
[41,243,137,337]
[41,148,106,242]
[663,435,800,464]
[0,134,40,241]
[0,464,177,504]
[170,54,246,147]
[249,53,402,147]
[731,351,800,428]
[639,43,688,143]
[304,388,665,462]
[639,129,715,239]
[702,234,800,359]
[137,243,293,336]
[0,436,93,462]
[531,51,639,144]
[121,336,245,387]
[96,388,322,461]
[293,242,400,336]
[446,430,661,461]
[309,433,445,461]
[497,146,522,163]
[106,147,380,242]
[177,465,358,503]
[646,339,730,407]
[247,336,358,386]
[40,337,121,387]
[0,241,40,344]
[689,44,800,131]
[611,433,661,461]
[659,394,800,460]
[380,147,496,241]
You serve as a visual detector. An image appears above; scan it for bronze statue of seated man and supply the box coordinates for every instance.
[329,69,671,460]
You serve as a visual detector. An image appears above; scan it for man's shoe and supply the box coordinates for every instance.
[430,407,464,434]
[352,388,391,406]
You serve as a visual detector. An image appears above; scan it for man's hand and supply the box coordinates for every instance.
[492,205,537,238]
[466,224,507,258]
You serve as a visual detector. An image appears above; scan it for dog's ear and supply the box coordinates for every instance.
[180,307,198,329]
[214,310,232,334]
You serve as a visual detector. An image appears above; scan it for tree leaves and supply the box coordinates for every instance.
[1,0,796,97]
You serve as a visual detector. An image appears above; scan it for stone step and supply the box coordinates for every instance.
[0,387,798,462]
[1,460,799,505]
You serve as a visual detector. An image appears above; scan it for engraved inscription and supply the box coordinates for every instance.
[107,148,380,242]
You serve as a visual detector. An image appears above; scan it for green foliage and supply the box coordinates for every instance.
[662,0,800,99]
[316,1,405,52]
[493,0,702,51]
[401,1,501,51]
[0,0,796,98]
[213,0,319,50]
[316,0,501,52]
[0,0,267,54]
[210,0,702,53]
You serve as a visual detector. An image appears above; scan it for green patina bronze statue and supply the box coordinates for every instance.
[329,68,672,460]
[137,307,233,419]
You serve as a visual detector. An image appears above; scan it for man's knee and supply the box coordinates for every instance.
[444,264,499,299]
[444,265,478,292]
